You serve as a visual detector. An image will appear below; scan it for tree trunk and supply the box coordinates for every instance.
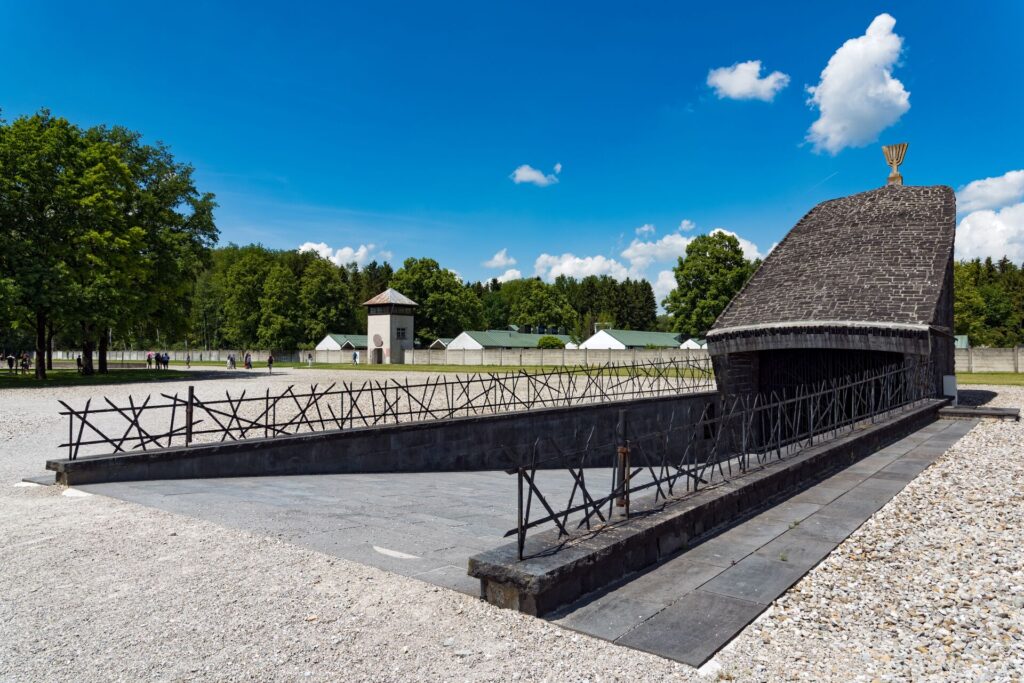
[81,322,95,375]
[34,310,47,380]
[45,321,54,370]
[98,333,108,374]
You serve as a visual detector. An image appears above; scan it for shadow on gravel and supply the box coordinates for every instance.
[958,389,997,407]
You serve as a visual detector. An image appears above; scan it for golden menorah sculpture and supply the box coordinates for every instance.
[883,142,908,186]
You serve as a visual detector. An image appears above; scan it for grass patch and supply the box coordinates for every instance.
[956,372,1024,386]
[0,369,190,389]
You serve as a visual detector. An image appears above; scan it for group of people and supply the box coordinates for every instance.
[226,352,275,374]
[146,351,172,370]
[4,352,31,375]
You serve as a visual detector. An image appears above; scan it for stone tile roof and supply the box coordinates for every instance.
[362,288,418,307]
[710,185,955,334]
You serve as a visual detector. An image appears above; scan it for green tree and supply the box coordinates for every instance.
[258,264,301,350]
[390,257,483,342]
[0,111,82,378]
[665,232,756,338]
[222,248,273,347]
[299,257,355,343]
[536,335,566,349]
[507,278,576,331]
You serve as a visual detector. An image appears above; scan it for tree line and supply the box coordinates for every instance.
[954,257,1024,347]
[186,247,663,350]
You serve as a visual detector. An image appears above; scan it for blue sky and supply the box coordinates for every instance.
[3,2,1023,302]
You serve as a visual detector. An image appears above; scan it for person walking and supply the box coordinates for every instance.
[76,355,83,374]
[163,352,170,370]
[146,351,152,369]
[245,352,252,370]
[267,353,274,375]
[20,352,30,375]
[6,354,14,374]
[185,353,191,369]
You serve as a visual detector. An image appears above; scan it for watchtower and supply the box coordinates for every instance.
[362,288,418,364]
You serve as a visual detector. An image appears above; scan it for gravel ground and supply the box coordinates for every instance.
[0,374,1021,681]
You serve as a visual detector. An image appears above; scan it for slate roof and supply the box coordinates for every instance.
[362,288,418,307]
[461,330,573,348]
[601,329,684,348]
[710,185,955,335]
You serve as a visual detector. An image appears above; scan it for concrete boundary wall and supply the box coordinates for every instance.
[956,347,1023,373]
[47,391,719,486]
[45,346,1023,372]
[405,348,710,367]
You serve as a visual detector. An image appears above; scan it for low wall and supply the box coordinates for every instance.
[468,398,946,616]
[47,391,719,486]
[956,347,1023,373]
[405,348,710,367]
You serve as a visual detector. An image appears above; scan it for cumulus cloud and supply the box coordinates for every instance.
[678,219,696,232]
[484,248,517,269]
[635,224,656,237]
[496,268,522,283]
[806,13,910,155]
[956,203,1024,263]
[621,232,696,274]
[707,60,790,102]
[510,163,562,187]
[957,170,1024,213]
[534,253,629,281]
[653,270,677,304]
[298,241,387,267]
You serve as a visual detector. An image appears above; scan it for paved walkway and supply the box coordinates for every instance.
[79,469,618,594]
[550,417,978,667]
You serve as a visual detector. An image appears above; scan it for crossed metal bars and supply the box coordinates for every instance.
[57,358,714,460]
[506,359,935,559]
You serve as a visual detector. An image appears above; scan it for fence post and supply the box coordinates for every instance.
[968,347,974,373]
[615,409,630,517]
[185,386,194,446]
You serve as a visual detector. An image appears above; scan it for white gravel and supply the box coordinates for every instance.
[1,373,1022,681]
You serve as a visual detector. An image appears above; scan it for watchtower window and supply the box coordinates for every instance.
[396,327,407,340]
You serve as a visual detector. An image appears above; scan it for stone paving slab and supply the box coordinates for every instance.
[552,417,978,667]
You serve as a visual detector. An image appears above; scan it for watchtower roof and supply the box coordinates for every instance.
[362,288,418,307]
[709,184,955,337]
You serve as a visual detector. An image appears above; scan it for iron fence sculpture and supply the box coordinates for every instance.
[57,358,715,460]
[506,359,935,559]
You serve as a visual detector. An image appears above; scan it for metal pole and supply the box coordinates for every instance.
[185,385,194,446]
[517,467,525,560]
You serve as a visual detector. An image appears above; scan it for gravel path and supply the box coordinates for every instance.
[1,375,1022,681]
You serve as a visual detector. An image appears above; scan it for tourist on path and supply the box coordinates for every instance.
[267,353,274,375]
[6,354,14,373]
[185,353,191,369]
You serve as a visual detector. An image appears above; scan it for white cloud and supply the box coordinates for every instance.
[510,163,561,187]
[534,253,629,281]
[621,232,696,274]
[957,170,1024,214]
[806,13,910,155]
[707,60,790,102]
[709,228,765,260]
[956,203,1024,263]
[496,268,522,283]
[653,270,677,304]
[298,241,385,267]
[678,219,696,232]
[484,248,517,269]
[635,224,656,237]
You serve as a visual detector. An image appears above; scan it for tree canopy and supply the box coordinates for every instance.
[664,232,758,338]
